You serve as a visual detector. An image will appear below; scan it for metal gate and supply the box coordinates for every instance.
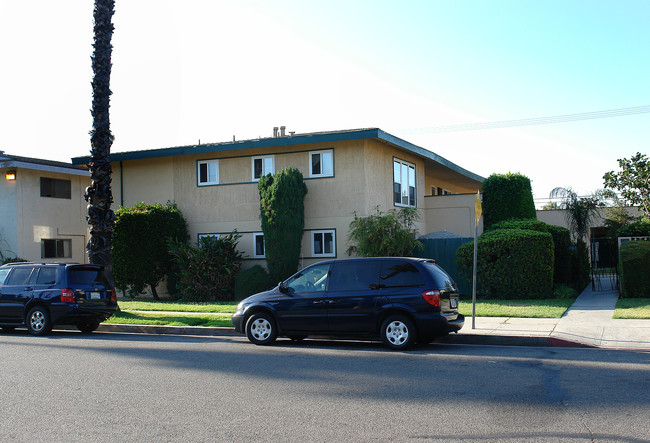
[418,237,473,295]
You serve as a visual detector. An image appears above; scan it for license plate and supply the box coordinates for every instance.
[90,292,101,300]
[450,298,458,308]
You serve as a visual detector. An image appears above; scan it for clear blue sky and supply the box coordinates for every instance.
[1,0,648,203]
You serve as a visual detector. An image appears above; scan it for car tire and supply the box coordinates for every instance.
[245,312,277,345]
[77,321,100,334]
[381,315,416,350]
[26,307,52,336]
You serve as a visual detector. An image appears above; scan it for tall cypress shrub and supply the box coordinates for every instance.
[482,173,536,229]
[259,168,308,283]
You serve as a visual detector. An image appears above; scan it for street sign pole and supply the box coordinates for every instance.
[472,191,481,329]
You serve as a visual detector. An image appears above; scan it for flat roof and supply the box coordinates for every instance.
[0,152,89,177]
[71,128,483,183]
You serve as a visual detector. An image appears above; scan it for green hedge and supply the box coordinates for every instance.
[617,220,650,237]
[234,265,275,300]
[481,173,536,229]
[457,229,554,299]
[619,241,650,298]
[489,219,549,233]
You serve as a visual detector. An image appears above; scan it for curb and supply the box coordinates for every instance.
[98,323,597,348]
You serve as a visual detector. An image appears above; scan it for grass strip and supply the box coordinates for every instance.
[613,298,650,319]
[106,311,233,327]
[117,300,238,314]
[458,299,573,318]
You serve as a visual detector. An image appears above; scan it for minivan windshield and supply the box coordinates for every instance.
[285,264,330,293]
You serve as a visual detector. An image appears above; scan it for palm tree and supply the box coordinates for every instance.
[85,0,116,276]
[549,187,601,244]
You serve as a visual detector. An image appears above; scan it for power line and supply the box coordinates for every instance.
[397,105,650,134]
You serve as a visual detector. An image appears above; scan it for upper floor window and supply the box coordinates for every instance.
[393,159,416,207]
[40,177,71,199]
[198,160,219,186]
[252,156,274,181]
[310,150,333,178]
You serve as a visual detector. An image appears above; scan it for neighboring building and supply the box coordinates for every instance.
[0,152,90,263]
[72,127,484,269]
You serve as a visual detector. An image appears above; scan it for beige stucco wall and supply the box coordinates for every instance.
[11,168,90,263]
[536,206,643,242]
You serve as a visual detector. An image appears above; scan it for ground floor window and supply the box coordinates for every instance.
[253,233,265,258]
[41,239,71,259]
[311,230,335,257]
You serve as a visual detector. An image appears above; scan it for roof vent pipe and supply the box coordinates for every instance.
[280,126,286,136]
[273,127,279,137]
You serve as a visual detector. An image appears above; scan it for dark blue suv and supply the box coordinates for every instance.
[0,262,118,335]
[232,257,464,350]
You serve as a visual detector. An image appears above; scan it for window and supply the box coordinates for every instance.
[252,156,274,181]
[35,267,57,285]
[253,233,265,258]
[40,177,71,199]
[310,150,334,178]
[198,233,221,241]
[286,263,330,293]
[41,239,71,259]
[380,259,425,288]
[311,230,335,257]
[329,260,380,292]
[198,160,219,186]
[6,267,35,286]
[393,159,416,207]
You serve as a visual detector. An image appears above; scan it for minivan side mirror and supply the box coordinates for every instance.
[278,282,288,294]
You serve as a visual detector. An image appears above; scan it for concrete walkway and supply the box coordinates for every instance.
[446,281,650,350]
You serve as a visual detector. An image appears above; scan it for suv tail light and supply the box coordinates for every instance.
[422,290,441,307]
[61,289,75,303]
[110,289,116,302]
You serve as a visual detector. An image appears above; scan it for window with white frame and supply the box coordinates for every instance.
[198,233,221,241]
[309,150,334,178]
[198,160,219,186]
[311,230,335,257]
[253,233,265,258]
[252,156,274,181]
[393,158,416,207]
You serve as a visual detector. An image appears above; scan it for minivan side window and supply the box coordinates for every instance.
[285,264,330,293]
[329,261,380,291]
[379,260,424,288]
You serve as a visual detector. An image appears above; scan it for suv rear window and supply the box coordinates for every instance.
[68,268,109,286]
[421,261,458,292]
[380,260,425,288]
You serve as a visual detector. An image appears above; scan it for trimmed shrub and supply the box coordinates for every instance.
[489,219,549,233]
[234,265,275,300]
[619,241,650,298]
[347,207,421,257]
[482,173,536,229]
[168,232,244,301]
[259,168,308,283]
[1,257,28,265]
[570,240,591,291]
[546,225,573,287]
[112,202,188,299]
[617,219,650,237]
[456,229,554,299]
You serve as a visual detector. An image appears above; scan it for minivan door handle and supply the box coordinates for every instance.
[313,300,326,305]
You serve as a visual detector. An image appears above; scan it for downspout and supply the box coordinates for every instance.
[119,160,124,207]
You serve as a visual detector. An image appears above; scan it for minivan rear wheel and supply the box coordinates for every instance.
[381,315,416,350]
[246,312,278,345]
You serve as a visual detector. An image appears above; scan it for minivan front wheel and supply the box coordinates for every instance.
[245,313,278,345]
[26,307,52,336]
[381,315,416,350]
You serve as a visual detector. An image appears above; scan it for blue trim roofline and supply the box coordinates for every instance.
[71,128,483,183]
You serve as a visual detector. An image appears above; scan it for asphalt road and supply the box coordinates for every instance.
[1,331,649,442]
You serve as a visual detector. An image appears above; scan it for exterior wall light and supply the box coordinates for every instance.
[5,170,16,181]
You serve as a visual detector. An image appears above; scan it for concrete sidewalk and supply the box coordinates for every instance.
[442,281,650,350]
[99,283,650,350]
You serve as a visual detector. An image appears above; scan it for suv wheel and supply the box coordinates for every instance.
[77,321,100,334]
[381,315,416,350]
[245,313,277,345]
[26,307,52,336]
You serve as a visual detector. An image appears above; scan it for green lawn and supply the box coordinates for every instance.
[613,298,650,319]
[458,299,573,318]
[106,311,233,327]
[117,300,238,314]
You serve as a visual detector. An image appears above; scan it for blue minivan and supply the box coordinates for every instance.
[232,257,464,350]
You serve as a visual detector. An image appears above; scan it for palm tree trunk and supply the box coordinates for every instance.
[85,0,116,280]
